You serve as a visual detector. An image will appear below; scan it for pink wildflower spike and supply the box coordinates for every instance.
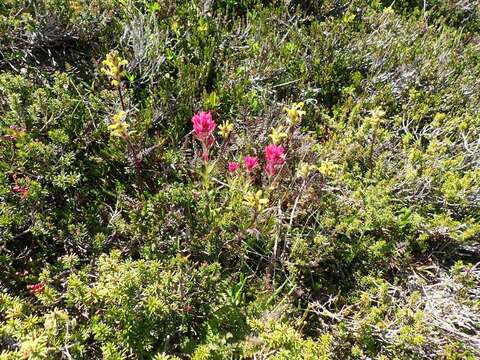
[264,144,285,176]
[192,111,216,162]
[192,111,216,140]
[228,162,240,173]
[244,155,259,172]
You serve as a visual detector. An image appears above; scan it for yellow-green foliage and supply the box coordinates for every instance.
[243,319,332,360]
[1,0,479,359]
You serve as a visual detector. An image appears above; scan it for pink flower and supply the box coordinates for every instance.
[12,185,28,198]
[244,155,259,172]
[264,144,285,176]
[264,144,285,164]
[192,111,216,140]
[192,111,216,161]
[228,162,240,173]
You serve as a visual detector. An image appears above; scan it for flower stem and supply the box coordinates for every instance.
[118,83,144,194]
[118,85,126,112]
[126,138,144,194]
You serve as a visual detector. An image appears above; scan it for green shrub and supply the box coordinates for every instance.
[1,0,479,358]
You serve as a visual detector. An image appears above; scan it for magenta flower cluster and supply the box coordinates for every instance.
[244,155,259,172]
[228,155,260,174]
[192,111,285,176]
[264,144,285,176]
[228,162,240,173]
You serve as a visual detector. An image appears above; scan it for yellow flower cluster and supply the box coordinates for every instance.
[218,121,234,138]
[269,125,288,144]
[268,101,306,144]
[283,102,306,126]
[317,161,338,177]
[100,51,128,87]
[244,190,269,211]
[108,111,130,138]
[70,0,84,15]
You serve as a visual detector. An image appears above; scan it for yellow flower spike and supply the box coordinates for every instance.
[218,121,234,138]
[108,111,130,138]
[244,190,269,212]
[269,125,288,144]
[100,50,128,87]
[283,102,306,126]
[112,111,127,123]
[297,162,317,178]
[297,163,310,178]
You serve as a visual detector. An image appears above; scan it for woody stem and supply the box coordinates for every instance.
[118,85,126,111]
[126,138,144,194]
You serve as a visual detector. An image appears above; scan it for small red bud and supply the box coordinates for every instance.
[27,282,45,295]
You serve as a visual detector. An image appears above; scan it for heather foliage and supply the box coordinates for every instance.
[1,0,479,359]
